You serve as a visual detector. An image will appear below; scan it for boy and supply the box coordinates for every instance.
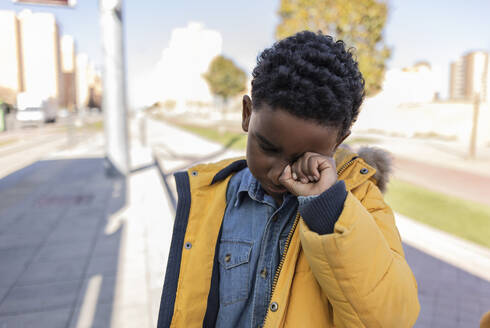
[158,31,420,328]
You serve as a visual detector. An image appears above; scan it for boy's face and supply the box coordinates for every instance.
[242,95,348,203]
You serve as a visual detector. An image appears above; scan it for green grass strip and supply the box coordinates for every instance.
[0,138,17,147]
[386,179,490,248]
[175,123,247,150]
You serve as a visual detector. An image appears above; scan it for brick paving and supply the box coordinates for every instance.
[405,244,490,327]
[0,158,122,327]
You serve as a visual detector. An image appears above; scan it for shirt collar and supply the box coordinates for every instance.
[235,168,276,208]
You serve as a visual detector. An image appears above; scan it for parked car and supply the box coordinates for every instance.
[16,93,57,125]
[57,108,70,119]
[16,107,51,125]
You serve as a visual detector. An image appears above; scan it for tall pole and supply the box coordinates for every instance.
[469,92,480,159]
[100,0,129,175]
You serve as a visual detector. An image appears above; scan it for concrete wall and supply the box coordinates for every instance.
[355,99,490,147]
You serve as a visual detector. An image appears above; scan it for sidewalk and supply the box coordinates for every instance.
[350,131,490,206]
[0,116,488,328]
[392,156,490,206]
[0,130,173,327]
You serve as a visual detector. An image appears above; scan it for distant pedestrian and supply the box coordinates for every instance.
[157,31,420,327]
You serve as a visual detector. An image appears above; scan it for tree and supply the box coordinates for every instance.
[203,55,247,108]
[276,0,391,96]
[162,99,177,111]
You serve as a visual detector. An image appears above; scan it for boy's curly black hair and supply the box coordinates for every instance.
[251,30,365,139]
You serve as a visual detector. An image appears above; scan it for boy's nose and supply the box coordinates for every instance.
[268,160,288,186]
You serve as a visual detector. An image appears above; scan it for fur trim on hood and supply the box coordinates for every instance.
[357,146,393,193]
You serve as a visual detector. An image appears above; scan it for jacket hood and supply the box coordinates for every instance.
[335,144,393,193]
[357,146,393,193]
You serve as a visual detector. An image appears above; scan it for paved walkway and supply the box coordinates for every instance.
[0,128,175,327]
[350,131,490,206]
[393,156,490,206]
[0,116,488,327]
[397,214,490,327]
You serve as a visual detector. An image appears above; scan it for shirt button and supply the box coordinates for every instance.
[224,253,231,262]
[260,268,268,278]
[270,302,278,312]
[360,168,369,174]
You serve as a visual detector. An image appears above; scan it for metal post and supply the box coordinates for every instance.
[138,110,147,147]
[100,0,129,175]
[469,92,480,159]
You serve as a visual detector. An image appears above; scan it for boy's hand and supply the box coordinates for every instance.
[279,152,337,197]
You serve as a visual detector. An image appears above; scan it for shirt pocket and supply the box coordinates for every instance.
[219,240,253,306]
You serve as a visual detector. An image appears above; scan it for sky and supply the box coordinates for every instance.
[1,0,489,107]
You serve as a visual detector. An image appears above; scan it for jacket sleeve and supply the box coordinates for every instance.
[298,179,420,328]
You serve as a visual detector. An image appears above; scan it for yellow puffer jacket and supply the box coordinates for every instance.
[157,148,420,328]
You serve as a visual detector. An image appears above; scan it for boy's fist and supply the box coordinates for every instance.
[279,152,337,197]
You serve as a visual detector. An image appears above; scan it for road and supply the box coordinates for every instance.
[393,156,490,206]
[0,114,102,179]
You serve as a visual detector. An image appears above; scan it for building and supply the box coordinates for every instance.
[18,10,62,103]
[377,62,438,104]
[87,68,102,109]
[76,53,90,108]
[449,58,465,101]
[464,51,489,102]
[60,35,77,110]
[450,51,489,103]
[0,9,100,112]
[0,10,24,104]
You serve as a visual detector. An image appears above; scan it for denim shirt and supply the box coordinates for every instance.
[215,168,298,328]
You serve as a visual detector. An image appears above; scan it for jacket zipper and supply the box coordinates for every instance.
[262,156,358,327]
[336,156,358,177]
[270,212,300,298]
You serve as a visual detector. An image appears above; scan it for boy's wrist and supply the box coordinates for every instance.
[298,180,347,235]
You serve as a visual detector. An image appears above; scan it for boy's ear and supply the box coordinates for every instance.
[335,130,351,150]
[242,95,252,132]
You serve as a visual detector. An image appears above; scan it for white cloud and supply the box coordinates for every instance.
[132,22,222,108]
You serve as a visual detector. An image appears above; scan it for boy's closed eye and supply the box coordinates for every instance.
[255,133,281,154]
[255,132,303,163]
[259,143,279,154]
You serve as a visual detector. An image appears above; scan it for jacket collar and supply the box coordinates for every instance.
[210,158,247,185]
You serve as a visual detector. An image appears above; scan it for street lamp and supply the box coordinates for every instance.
[100,0,130,176]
